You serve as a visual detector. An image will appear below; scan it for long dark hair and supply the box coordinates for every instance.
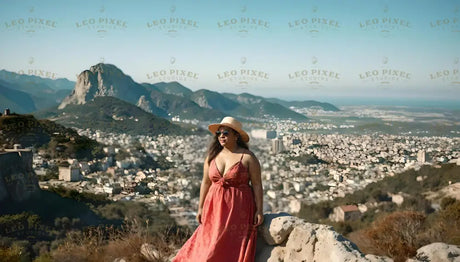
[207,127,249,165]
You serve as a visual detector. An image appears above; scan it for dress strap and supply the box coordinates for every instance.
[239,152,244,162]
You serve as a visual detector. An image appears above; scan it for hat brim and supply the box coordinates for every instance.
[208,123,250,143]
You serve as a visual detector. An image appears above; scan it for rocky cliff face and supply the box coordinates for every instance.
[136,95,154,114]
[0,150,40,202]
[59,63,149,109]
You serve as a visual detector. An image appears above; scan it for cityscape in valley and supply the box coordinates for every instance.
[1,64,459,230]
[35,126,460,228]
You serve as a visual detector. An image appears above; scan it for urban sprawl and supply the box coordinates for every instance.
[33,122,460,228]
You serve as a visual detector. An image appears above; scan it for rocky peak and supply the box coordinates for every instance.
[89,63,125,77]
[59,64,148,109]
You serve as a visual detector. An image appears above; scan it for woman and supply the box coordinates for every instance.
[173,116,264,262]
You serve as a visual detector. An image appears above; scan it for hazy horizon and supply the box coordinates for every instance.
[0,0,459,104]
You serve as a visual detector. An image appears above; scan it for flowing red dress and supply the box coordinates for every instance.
[173,153,257,262]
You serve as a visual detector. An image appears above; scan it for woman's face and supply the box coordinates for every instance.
[216,126,237,147]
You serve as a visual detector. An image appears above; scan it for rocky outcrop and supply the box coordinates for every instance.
[136,95,154,114]
[408,242,460,262]
[166,213,458,262]
[0,149,39,202]
[59,63,149,109]
[57,64,220,120]
[256,213,392,262]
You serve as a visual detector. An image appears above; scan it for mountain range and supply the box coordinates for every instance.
[0,70,74,113]
[1,64,340,133]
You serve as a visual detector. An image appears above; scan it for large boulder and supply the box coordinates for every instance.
[407,242,460,262]
[256,213,393,262]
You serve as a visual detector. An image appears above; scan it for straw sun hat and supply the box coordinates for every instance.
[208,116,250,143]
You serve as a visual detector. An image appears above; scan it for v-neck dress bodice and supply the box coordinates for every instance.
[173,153,257,262]
[209,155,251,188]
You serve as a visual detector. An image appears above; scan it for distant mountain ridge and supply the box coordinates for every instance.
[153,81,193,97]
[59,64,223,121]
[265,98,340,111]
[57,63,312,121]
[0,81,37,113]
[0,70,74,112]
[2,64,340,123]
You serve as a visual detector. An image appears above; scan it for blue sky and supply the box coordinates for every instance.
[0,0,459,104]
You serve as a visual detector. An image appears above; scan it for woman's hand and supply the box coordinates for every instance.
[253,211,264,227]
[196,208,203,224]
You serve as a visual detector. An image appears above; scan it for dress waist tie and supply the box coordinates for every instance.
[216,178,250,189]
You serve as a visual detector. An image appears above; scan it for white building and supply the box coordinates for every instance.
[251,129,277,139]
[272,138,285,154]
[417,150,427,163]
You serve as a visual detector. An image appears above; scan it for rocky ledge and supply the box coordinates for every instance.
[255,213,460,262]
[138,212,460,262]
[255,212,391,262]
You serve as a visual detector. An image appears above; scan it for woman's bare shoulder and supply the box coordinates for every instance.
[243,149,259,161]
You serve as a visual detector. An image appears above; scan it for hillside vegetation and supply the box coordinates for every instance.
[299,163,460,261]
[35,96,201,137]
[0,113,104,160]
[0,186,179,261]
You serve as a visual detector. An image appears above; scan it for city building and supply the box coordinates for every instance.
[417,150,428,163]
[251,129,277,139]
[272,138,285,154]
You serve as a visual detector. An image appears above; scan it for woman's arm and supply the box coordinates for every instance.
[248,152,264,227]
[196,156,212,224]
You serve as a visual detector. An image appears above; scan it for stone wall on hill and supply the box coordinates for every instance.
[0,149,39,202]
